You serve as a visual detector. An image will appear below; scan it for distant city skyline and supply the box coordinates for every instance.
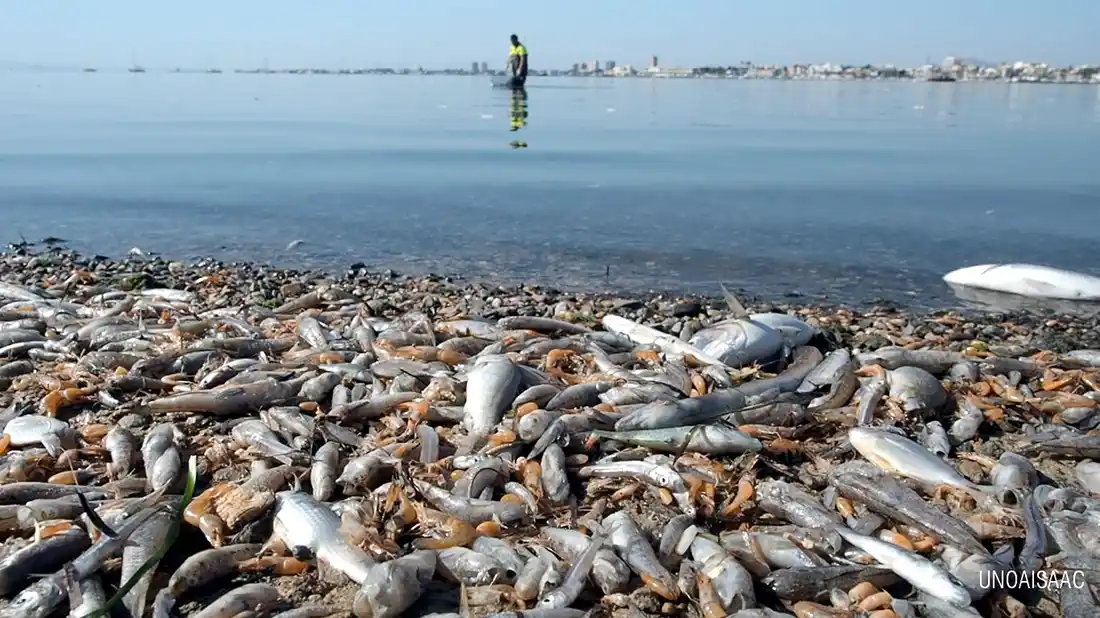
[2,0,1097,70]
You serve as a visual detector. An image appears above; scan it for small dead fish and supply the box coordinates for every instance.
[151,543,264,618]
[149,378,298,415]
[580,460,694,517]
[603,510,678,600]
[232,419,302,465]
[192,582,281,618]
[848,427,978,493]
[273,491,375,584]
[592,425,762,456]
[541,444,571,506]
[833,526,970,607]
[311,442,341,502]
[0,528,90,596]
[436,547,507,586]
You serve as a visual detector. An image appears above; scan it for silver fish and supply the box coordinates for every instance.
[273,491,375,584]
[848,427,978,493]
[603,510,679,600]
[540,527,631,595]
[579,461,693,517]
[592,425,762,456]
[833,526,971,607]
[462,354,521,439]
[192,582,281,618]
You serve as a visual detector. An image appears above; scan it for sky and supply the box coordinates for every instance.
[2,0,1097,70]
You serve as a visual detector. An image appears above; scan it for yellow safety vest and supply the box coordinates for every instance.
[510,44,527,57]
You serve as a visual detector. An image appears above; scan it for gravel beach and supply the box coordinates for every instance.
[2,245,1100,618]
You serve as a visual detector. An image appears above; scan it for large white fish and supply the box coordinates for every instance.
[273,491,375,584]
[685,283,792,366]
[847,427,976,492]
[601,315,730,368]
[833,526,972,607]
[943,263,1100,301]
[461,354,521,437]
[747,312,817,347]
[687,319,784,367]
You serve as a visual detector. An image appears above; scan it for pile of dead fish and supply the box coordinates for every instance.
[2,249,1100,618]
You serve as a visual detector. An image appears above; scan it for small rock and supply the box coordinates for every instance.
[612,298,643,310]
[669,301,702,317]
[280,282,304,297]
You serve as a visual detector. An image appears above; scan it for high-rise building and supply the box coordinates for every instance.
[480,62,488,73]
[593,60,600,72]
[471,62,480,74]
[606,61,616,71]
[571,63,580,74]
[650,55,659,68]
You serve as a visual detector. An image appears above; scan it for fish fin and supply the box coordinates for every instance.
[719,283,749,318]
[77,488,120,538]
[140,486,169,507]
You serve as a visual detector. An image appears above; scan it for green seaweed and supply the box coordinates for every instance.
[572,312,598,324]
[86,455,198,618]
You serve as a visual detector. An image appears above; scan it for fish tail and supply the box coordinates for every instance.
[150,590,175,618]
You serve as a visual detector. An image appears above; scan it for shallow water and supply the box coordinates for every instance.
[2,72,1100,310]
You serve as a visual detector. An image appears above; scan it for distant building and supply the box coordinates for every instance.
[571,63,580,73]
[606,60,616,71]
[943,56,959,67]
[480,62,488,73]
[593,60,600,72]
[650,55,659,68]
[471,62,480,74]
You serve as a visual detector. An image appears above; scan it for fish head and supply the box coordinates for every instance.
[537,590,569,609]
[645,463,680,486]
[847,428,902,472]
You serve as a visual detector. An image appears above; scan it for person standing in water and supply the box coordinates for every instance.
[507,34,528,87]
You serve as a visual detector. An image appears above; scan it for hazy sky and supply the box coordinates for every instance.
[3,0,1096,70]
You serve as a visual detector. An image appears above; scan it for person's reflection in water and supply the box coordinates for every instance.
[508,86,528,149]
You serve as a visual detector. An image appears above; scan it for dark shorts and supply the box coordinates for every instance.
[511,74,527,87]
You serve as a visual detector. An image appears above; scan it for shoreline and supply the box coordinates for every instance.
[13,66,1100,85]
[6,246,1100,353]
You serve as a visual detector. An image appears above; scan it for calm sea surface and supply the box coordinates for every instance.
[2,72,1099,309]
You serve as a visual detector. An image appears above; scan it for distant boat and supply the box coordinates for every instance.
[129,65,146,73]
[927,74,956,82]
[206,69,223,74]
[82,68,97,73]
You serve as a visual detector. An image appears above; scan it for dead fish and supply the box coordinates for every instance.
[273,491,375,584]
[192,582,282,618]
[603,510,679,600]
[579,461,694,517]
[311,442,341,502]
[886,366,948,414]
[149,378,298,414]
[0,528,90,596]
[231,419,302,465]
[151,543,264,618]
[592,425,762,456]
